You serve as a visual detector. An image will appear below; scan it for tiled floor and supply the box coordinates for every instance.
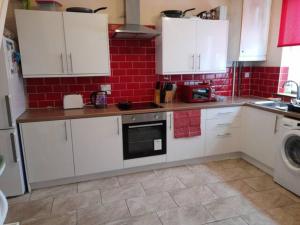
[6,159,300,225]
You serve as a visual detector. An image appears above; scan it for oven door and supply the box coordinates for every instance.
[123,121,166,160]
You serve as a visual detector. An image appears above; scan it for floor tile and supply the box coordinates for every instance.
[177,171,221,187]
[207,180,256,198]
[212,159,243,169]
[211,167,252,181]
[246,189,295,210]
[170,185,218,206]
[157,205,215,225]
[30,184,77,201]
[78,177,119,193]
[101,183,145,204]
[52,190,101,214]
[187,163,210,173]
[243,175,279,191]
[118,171,157,186]
[236,160,266,177]
[204,195,258,220]
[142,177,185,195]
[5,198,53,223]
[154,166,193,178]
[275,186,300,203]
[77,201,130,225]
[126,192,177,216]
[242,211,281,225]
[104,213,162,225]
[21,213,76,225]
[267,204,300,225]
[8,193,31,205]
[206,217,248,225]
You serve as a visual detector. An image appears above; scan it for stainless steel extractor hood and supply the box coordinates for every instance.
[113,0,160,39]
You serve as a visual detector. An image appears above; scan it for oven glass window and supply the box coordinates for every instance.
[124,122,166,159]
[192,88,210,99]
[285,135,300,168]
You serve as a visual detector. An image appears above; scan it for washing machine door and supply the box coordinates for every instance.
[281,130,300,173]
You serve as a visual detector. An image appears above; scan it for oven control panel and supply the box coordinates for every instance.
[122,112,166,124]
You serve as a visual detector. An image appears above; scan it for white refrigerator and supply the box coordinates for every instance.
[0,37,26,197]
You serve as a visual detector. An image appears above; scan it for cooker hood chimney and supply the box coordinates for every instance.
[113,0,160,39]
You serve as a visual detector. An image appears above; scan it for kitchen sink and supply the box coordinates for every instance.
[254,101,289,110]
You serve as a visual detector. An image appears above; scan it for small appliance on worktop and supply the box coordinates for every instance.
[182,82,216,103]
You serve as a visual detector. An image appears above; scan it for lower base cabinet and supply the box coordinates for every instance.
[242,107,280,168]
[71,116,123,176]
[21,120,75,183]
[166,111,206,162]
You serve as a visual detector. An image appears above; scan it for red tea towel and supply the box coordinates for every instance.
[174,110,201,138]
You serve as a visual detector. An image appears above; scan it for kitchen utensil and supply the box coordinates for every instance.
[90,91,107,108]
[154,81,161,104]
[164,82,174,103]
[66,7,107,13]
[161,8,195,18]
[118,101,132,110]
[63,94,84,109]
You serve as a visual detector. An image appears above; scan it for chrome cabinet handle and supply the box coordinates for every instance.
[217,133,232,137]
[169,113,172,130]
[10,133,18,163]
[217,123,231,127]
[117,118,120,135]
[69,53,74,73]
[129,123,163,129]
[274,116,278,134]
[217,112,233,116]
[64,121,68,141]
[60,53,64,73]
[5,95,13,127]
[198,54,201,70]
[192,54,195,70]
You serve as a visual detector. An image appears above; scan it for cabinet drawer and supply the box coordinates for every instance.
[206,107,241,120]
[205,127,241,156]
[206,116,241,130]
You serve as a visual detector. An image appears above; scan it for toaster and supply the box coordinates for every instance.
[63,94,84,109]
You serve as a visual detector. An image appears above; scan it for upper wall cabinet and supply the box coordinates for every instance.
[156,18,229,75]
[228,0,272,62]
[15,10,110,78]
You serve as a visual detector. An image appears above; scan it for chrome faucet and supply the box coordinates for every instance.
[282,80,300,100]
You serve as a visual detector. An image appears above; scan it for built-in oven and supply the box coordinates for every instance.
[122,112,167,160]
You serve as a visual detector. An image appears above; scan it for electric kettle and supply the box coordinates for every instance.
[90,91,107,108]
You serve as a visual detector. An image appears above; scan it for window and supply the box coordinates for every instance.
[278,46,300,97]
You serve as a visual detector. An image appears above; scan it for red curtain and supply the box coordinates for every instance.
[278,0,300,47]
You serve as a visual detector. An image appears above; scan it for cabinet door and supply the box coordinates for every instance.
[196,20,229,73]
[242,107,279,168]
[71,116,123,176]
[239,0,271,61]
[63,12,110,75]
[166,111,205,162]
[15,10,67,77]
[21,120,74,183]
[162,18,197,74]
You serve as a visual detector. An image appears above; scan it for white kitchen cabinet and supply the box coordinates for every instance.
[242,107,280,168]
[204,107,242,156]
[156,18,229,75]
[15,10,110,77]
[15,10,67,76]
[166,111,206,162]
[228,0,272,61]
[20,120,75,183]
[71,116,123,176]
[63,12,110,75]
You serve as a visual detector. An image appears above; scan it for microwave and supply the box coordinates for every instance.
[182,84,216,103]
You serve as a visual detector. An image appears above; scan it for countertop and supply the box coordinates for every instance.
[16,96,300,123]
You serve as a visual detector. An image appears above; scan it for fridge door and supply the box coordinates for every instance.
[0,129,25,197]
[0,37,26,130]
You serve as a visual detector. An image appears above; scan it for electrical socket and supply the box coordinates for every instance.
[244,72,251,78]
[101,84,111,95]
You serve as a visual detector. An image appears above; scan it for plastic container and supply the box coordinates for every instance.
[36,0,62,11]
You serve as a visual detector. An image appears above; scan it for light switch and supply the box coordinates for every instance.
[101,84,111,95]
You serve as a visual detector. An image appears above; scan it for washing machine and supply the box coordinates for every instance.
[274,117,300,196]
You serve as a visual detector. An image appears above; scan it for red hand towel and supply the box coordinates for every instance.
[174,110,201,138]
